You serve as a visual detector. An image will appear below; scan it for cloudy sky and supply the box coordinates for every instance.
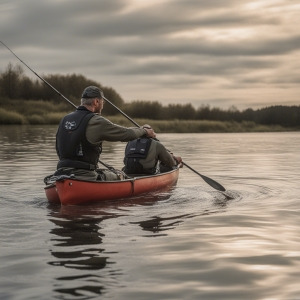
[1,0,299,110]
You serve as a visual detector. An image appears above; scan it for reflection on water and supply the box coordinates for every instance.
[134,215,188,235]
[47,205,120,299]
[44,190,236,298]
[1,126,300,300]
[45,190,178,299]
[131,214,194,237]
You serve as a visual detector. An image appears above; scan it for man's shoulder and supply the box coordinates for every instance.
[88,114,111,124]
[150,138,162,145]
[151,139,167,151]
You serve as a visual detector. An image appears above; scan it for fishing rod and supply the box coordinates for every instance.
[100,98,226,192]
[1,41,227,193]
[0,41,110,170]
[0,41,76,109]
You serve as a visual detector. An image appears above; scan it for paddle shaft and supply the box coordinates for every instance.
[102,100,226,192]
[2,41,226,192]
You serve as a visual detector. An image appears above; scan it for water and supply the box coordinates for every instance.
[0,125,299,300]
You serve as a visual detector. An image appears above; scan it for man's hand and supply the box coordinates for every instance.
[142,124,156,138]
[172,155,183,168]
[142,124,152,129]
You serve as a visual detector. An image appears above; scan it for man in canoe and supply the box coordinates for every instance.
[123,137,183,175]
[55,86,156,181]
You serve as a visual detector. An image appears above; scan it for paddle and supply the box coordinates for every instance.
[101,96,226,192]
[1,41,227,193]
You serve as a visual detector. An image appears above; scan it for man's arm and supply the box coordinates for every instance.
[157,142,177,167]
[86,115,154,144]
[157,142,183,168]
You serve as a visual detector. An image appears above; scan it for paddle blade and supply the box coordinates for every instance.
[199,173,226,192]
[183,162,226,192]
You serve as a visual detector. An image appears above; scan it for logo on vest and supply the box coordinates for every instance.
[64,121,76,130]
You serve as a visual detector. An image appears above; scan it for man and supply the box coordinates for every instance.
[123,136,183,175]
[55,86,156,181]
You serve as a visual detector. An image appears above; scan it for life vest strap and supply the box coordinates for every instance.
[57,159,96,170]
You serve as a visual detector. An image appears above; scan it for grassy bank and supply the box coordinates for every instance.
[108,116,296,133]
[1,107,298,132]
[0,99,299,132]
[0,98,71,125]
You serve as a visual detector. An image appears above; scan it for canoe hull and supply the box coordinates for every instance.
[44,183,61,204]
[45,168,179,205]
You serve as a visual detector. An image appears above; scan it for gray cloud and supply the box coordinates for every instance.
[1,0,299,109]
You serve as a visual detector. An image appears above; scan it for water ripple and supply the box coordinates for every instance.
[1,128,300,300]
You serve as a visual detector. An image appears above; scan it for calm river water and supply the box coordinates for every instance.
[0,125,299,300]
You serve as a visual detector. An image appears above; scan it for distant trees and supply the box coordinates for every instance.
[0,63,24,99]
[165,103,197,120]
[0,62,124,113]
[195,105,300,127]
[123,101,163,119]
[254,106,300,127]
[122,102,197,120]
[123,101,300,128]
[0,63,299,127]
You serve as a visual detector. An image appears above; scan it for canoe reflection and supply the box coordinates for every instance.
[47,205,121,298]
[46,191,174,298]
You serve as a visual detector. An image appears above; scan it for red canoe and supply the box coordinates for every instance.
[45,167,180,205]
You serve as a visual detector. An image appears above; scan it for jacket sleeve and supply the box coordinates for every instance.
[156,142,177,167]
[86,115,146,144]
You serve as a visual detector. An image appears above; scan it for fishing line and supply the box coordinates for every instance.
[0,41,76,109]
[1,41,228,193]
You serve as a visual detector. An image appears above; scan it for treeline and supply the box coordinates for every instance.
[0,62,124,116]
[122,101,300,127]
[0,63,299,128]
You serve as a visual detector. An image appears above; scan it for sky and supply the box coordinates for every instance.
[1,0,300,110]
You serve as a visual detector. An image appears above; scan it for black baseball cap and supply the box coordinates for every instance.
[81,86,104,98]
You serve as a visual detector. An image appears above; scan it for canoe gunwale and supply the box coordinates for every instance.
[44,166,180,205]
[52,166,178,184]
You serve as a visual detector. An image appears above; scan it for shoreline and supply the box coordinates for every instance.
[1,105,299,133]
[1,100,299,133]
[1,119,298,133]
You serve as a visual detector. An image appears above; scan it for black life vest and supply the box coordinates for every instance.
[123,138,157,174]
[56,106,102,170]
